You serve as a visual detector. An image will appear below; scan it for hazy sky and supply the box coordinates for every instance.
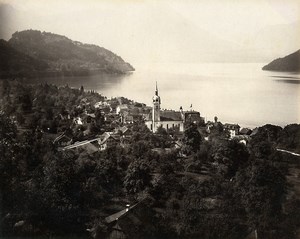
[0,0,299,64]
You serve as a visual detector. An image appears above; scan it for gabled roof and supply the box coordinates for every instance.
[117,104,128,110]
[105,203,139,224]
[240,128,252,135]
[184,111,200,115]
[86,113,96,118]
[124,115,134,121]
[99,132,111,143]
[224,123,240,129]
[53,133,72,144]
[144,112,152,121]
[99,132,119,144]
[184,111,201,121]
[114,126,129,134]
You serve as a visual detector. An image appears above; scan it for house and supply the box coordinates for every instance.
[98,132,119,151]
[206,117,224,134]
[123,115,134,124]
[83,113,96,124]
[113,126,130,136]
[94,101,110,108]
[80,98,90,107]
[74,117,83,125]
[183,111,205,126]
[111,126,131,147]
[95,101,112,113]
[76,142,99,155]
[172,140,183,149]
[224,123,240,139]
[119,110,136,124]
[94,101,103,108]
[116,104,129,114]
[250,127,259,137]
[234,134,250,145]
[105,114,122,124]
[240,127,252,135]
[96,202,149,239]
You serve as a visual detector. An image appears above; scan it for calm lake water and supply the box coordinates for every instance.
[28,63,300,128]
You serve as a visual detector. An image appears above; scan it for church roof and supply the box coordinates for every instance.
[145,110,183,121]
[160,110,182,121]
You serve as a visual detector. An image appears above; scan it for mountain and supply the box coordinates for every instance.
[5,30,134,77]
[0,39,48,78]
[262,50,300,72]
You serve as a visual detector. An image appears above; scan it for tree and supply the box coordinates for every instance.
[183,123,202,154]
[277,124,300,153]
[1,79,10,97]
[80,85,84,94]
[131,140,151,159]
[124,160,152,194]
[210,139,249,178]
[234,159,286,234]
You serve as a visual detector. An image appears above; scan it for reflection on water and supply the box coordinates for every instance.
[271,74,300,85]
[271,76,300,80]
[26,63,300,128]
[26,72,129,94]
[275,79,300,84]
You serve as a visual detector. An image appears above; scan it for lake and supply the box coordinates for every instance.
[28,63,300,128]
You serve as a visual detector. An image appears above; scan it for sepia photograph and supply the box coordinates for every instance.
[0,0,300,238]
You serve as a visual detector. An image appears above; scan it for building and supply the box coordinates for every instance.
[240,127,252,135]
[116,104,129,114]
[224,123,240,139]
[145,83,204,133]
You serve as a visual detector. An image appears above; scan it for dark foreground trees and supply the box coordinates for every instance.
[0,82,299,238]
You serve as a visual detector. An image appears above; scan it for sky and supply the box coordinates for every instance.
[0,0,299,64]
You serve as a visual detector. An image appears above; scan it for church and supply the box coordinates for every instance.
[145,83,204,133]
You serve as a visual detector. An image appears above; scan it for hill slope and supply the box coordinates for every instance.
[0,39,48,78]
[262,50,300,72]
[7,30,134,76]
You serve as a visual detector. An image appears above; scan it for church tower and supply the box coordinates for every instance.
[152,82,161,132]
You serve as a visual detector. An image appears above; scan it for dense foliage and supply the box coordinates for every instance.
[4,30,134,77]
[0,80,300,238]
[0,39,48,78]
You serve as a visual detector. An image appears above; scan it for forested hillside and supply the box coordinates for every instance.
[0,30,134,78]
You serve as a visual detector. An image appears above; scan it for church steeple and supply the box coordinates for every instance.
[152,82,161,131]
[152,81,160,104]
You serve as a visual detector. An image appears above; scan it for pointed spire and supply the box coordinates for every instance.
[155,81,158,96]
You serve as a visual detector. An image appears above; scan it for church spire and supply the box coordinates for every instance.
[155,81,158,96]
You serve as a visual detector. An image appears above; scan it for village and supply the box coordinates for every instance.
[53,84,254,156]
[1,80,299,239]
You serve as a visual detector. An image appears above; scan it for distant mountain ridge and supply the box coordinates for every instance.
[262,50,300,72]
[1,29,134,78]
